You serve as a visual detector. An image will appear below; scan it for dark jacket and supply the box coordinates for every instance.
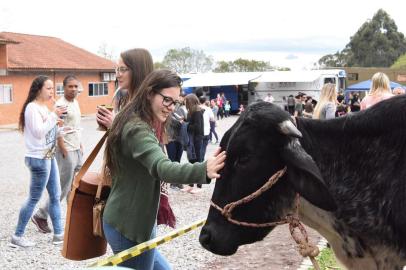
[187,110,204,137]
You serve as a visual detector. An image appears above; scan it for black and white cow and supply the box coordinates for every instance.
[200,95,406,270]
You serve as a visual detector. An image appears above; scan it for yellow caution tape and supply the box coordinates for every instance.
[89,219,206,267]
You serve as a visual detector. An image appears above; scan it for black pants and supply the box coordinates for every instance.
[189,135,203,188]
[166,141,183,189]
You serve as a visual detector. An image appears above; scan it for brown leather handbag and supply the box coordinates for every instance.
[62,132,110,260]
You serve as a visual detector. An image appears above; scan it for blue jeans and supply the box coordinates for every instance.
[209,121,218,143]
[103,221,171,270]
[15,157,62,236]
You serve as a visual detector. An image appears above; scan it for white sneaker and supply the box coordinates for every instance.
[52,234,64,245]
[9,235,35,248]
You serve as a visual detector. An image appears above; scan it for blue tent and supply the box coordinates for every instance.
[345,80,404,91]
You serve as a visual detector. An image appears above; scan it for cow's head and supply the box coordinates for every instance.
[199,102,336,255]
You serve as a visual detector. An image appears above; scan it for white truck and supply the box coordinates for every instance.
[248,69,346,108]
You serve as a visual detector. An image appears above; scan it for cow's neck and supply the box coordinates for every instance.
[294,117,406,269]
[299,198,404,270]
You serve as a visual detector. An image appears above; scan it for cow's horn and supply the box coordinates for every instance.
[278,120,302,138]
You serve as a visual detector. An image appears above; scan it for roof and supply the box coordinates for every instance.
[182,72,262,87]
[345,80,405,91]
[0,32,114,71]
[251,70,346,83]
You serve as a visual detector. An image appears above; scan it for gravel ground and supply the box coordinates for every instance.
[0,115,321,270]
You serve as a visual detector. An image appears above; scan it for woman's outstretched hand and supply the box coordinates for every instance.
[206,147,226,179]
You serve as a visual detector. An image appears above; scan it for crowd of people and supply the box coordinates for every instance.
[11,48,230,270]
[10,48,405,270]
[282,72,404,120]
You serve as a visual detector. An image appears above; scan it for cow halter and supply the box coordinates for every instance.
[210,167,289,227]
[210,166,321,270]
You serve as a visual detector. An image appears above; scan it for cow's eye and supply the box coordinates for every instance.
[234,155,250,167]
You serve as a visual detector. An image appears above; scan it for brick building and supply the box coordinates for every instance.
[0,32,116,125]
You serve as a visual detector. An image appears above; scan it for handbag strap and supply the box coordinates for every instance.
[72,132,109,190]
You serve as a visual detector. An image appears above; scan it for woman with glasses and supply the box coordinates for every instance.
[97,48,154,129]
[97,48,177,246]
[103,70,226,269]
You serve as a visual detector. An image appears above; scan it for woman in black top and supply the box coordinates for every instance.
[184,94,204,193]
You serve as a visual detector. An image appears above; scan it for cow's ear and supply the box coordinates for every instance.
[281,141,337,211]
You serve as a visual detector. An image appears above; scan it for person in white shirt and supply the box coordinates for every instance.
[32,75,83,234]
[199,96,215,161]
[264,92,275,103]
[11,75,66,248]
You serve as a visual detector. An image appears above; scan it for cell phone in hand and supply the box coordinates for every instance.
[173,112,183,120]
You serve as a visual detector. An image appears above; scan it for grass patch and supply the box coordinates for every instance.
[308,246,342,270]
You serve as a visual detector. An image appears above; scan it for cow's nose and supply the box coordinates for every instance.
[199,226,212,249]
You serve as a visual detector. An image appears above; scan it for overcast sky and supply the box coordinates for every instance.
[1,0,405,70]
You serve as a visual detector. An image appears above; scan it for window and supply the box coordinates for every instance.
[56,83,64,96]
[347,73,359,81]
[324,77,336,84]
[101,72,116,82]
[278,82,296,88]
[0,84,13,104]
[89,82,108,96]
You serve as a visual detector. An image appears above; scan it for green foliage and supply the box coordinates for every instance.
[318,50,349,68]
[153,62,167,70]
[346,9,406,67]
[162,47,213,73]
[308,247,342,270]
[319,9,406,68]
[214,58,282,72]
[391,53,406,69]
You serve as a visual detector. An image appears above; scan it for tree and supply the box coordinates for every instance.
[318,50,349,68]
[153,62,167,70]
[97,42,116,60]
[162,47,213,73]
[346,9,406,67]
[391,53,406,69]
[319,9,406,67]
[214,58,274,72]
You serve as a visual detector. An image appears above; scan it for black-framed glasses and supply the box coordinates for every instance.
[157,92,180,107]
[115,66,129,75]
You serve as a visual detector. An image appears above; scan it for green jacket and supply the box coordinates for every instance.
[103,116,209,243]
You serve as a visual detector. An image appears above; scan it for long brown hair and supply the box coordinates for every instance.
[118,48,154,107]
[185,94,201,119]
[18,75,50,132]
[104,69,182,178]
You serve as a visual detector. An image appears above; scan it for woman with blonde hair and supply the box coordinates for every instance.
[313,83,337,120]
[360,72,394,110]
